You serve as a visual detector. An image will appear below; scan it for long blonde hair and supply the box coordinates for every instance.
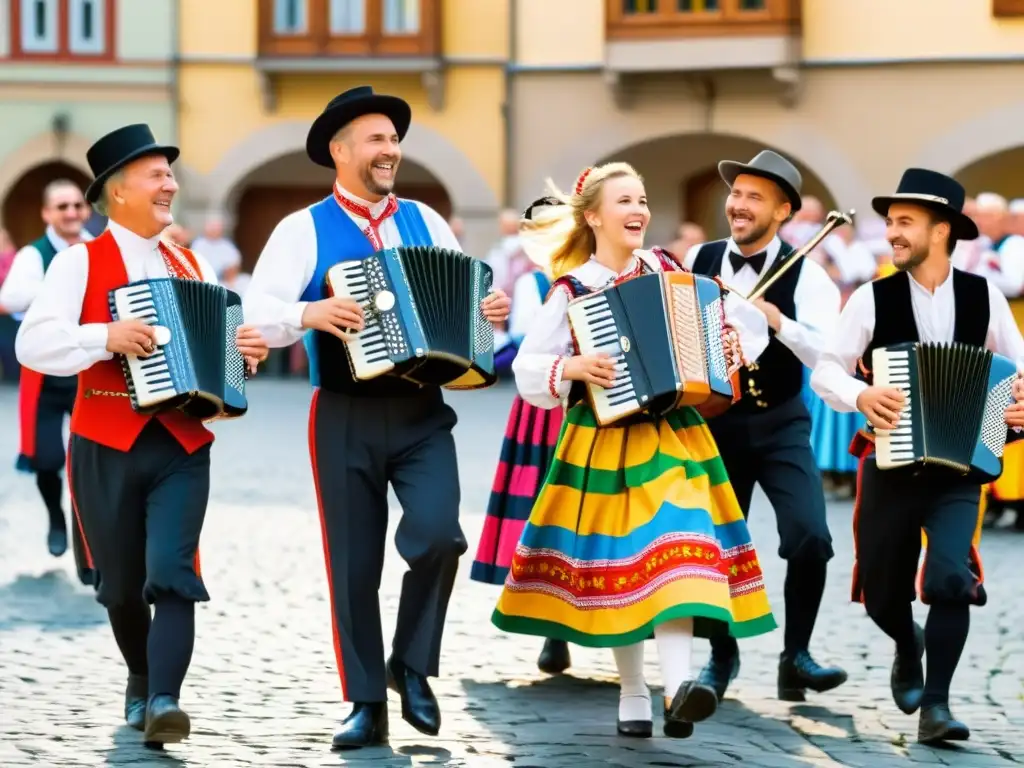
[519,162,643,280]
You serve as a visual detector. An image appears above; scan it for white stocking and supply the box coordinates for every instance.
[654,618,695,706]
[612,642,650,721]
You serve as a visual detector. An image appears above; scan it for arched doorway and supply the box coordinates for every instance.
[597,134,836,246]
[228,151,453,272]
[2,161,93,248]
[953,146,1024,200]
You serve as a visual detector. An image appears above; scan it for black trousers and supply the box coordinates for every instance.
[310,387,467,703]
[854,456,985,613]
[68,421,211,607]
[707,396,833,561]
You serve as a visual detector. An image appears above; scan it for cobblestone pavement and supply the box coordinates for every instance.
[0,379,1021,767]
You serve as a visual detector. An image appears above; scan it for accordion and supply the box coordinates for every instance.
[326,246,497,390]
[109,278,248,421]
[567,271,740,426]
[872,342,1016,482]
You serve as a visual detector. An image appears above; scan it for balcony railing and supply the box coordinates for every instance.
[607,0,800,39]
[258,0,440,59]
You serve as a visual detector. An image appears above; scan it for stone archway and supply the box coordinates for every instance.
[912,101,1024,186]
[1,161,93,248]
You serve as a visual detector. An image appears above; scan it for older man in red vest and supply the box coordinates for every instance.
[15,124,268,747]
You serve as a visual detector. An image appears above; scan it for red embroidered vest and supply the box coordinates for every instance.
[69,230,215,453]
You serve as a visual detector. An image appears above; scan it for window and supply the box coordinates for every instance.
[993,0,1024,17]
[69,0,105,54]
[676,0,720,10]
[20,0,58,53]
[330,0,365,34]
[737,0,765,9]
[383,0,420,34]
[609,0,793,37]
[274,0,308,34]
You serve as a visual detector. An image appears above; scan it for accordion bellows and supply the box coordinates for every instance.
[872,341,1016,482]
[109,278,248,421]
[326,246,497,390]
[567,271,737,426]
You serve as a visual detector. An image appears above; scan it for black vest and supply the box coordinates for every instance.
[858,269,989,383]
[691,239,804,415]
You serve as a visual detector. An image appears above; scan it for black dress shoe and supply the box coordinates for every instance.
[918,704,970,744]
[332,702,388,750]
[124,674,147,731]
[616,718,652,738]
[386,656,441,736]
[143,694,190,745]
[667,680,718,724]
[696,654,740,701]
[537,638,572,675]
[777,650,848,701]
[47,527,68,557]
[662,705,694,739]
[892,623,925,715]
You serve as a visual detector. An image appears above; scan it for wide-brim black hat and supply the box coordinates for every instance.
[84,124,179,203]
[871,168,978,241]
[306,86,412,168]
[718,149,803,212]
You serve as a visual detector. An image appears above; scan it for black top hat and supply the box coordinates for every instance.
[84,124,179,203]
[871,168,978,241]
[718,150,803,212]
[306,86,412,169]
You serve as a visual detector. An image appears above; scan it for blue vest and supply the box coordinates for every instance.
[301,195,435,395]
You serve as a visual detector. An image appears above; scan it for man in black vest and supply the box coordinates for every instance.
[684,150,847,702]
[0,179,93,584]
[811,168,1024,744]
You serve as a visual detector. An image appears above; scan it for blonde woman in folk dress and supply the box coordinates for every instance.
[491,163,777,739]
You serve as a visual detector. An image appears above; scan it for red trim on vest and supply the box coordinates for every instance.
[69,230,214,453]
[18,368,45,459]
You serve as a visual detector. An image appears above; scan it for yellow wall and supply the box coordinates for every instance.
[179,0,257,56]
[803,0,1024,61]
[177,66,505,199]
[516,0,603,67]
[444,0,509,58]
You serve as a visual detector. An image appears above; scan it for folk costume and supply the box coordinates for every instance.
[492,242,777,737]
[469,264,571,674]
[811,169,1024,743]
[0,225,94,578]
[242,87,470,750]
[14,124,226,746]
[683,151,847,702]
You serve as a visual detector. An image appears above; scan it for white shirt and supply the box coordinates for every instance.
[242,185,460,349]
[0,226,93,314]
[810,268,1024,413]
[975,234,1024,298]
[15,220,218,377]
[821,234,878,285]
[512,251,769,410]
[190,235,242,279]
[683,235,841,371]
[508,270,548,345]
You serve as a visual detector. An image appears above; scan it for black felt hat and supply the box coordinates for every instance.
[871,168,978,241]
[718,150,803,212]
[84,124,179,203]
[306,86,412,169]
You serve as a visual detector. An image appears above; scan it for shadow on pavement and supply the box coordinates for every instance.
[0,570,105,631]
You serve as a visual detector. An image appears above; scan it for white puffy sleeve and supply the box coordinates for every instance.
[723,292,770,365]
[511,283,573,409]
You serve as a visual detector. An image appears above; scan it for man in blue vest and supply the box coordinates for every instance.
[683,151,847,704]
[243,86,510,750]
[0,178,93,584]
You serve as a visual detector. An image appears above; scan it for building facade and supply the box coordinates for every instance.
[0,0,177,246]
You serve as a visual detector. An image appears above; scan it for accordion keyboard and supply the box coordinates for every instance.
[328,261,402,378]
[571,293,638,422]
[873,348,915,467]
[111,283,176,407]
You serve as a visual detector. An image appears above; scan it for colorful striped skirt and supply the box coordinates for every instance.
[471,396,565,585]
[492,403,777,647]
[802,370,865,475]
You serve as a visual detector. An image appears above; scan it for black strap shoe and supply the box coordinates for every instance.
[777,650,847,701]
[332,702,388,750]
[892,623,925,714]
[537,638,571,675]
[667,680,718,724]
[696,654,740,701]
[124,674,147,731]
[662,704,694,739]
[387,656,441,736]
[918,704,970,744]
[143,694,190,745]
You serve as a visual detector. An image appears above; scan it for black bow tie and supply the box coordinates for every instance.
[729,250,767,275]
